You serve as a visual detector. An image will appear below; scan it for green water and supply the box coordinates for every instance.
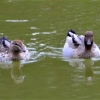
[0,0,100,99]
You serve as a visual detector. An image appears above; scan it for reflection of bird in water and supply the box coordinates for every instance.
[64,58,94,85]
[11,61,25,84]
[83,59,94,85]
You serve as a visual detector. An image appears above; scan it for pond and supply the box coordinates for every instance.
[0,0,100,99]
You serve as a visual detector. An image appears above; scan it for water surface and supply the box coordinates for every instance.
[0,0,100,99]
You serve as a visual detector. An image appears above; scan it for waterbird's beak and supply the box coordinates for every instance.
[21,45,26,52]
[87,39,92,45]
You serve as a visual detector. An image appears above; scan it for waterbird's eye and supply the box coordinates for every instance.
[13,43,18,45]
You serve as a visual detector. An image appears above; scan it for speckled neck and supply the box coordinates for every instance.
[79,50,94,58]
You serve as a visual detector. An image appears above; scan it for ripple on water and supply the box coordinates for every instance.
[30,27,37,30]
[5,20,29,22]
[25,45,62,64]
[32,31,56,35]
[94,71,100,74]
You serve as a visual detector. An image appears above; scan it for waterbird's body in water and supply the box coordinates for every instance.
[8,40,30,60]
[0,38,30,61]
[62,29,100,58]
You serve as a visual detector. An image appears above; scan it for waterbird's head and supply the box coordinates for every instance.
[84,31,94,50]
[10,40,26,55]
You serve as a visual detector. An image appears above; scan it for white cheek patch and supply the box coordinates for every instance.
[87,39,91,45]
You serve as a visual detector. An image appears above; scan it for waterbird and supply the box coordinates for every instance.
[62,29,100,58]
[0,39,30,61]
